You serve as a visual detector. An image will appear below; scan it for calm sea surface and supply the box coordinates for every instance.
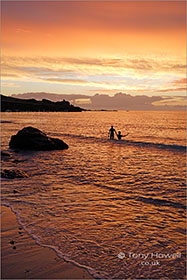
[1,111,186,279]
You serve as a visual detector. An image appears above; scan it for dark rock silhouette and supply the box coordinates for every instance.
[1,94,83,112]
[9,127,69,150]
[1,169,28,179]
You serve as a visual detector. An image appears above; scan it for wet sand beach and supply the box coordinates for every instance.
[1,205,93,279]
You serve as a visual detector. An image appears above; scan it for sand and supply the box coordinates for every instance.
[1,205,93,279]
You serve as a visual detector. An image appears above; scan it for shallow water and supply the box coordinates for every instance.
[1,111,186,279]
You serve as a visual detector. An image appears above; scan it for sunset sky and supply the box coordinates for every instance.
[1,1,186,101]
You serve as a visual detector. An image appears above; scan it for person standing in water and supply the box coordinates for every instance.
[108,125,116,140]
[116,131,129,140]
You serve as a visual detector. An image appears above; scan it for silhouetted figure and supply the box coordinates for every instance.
[108,125,116,140]
[116,131,129,140]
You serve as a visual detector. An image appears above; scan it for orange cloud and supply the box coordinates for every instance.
[155,88,186,93]
[172,78,187,85]
[1,1,186,96]
[2,55,186,76]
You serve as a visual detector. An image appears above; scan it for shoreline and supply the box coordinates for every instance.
[1,205,93,279]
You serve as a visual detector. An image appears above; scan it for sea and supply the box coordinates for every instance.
[1,111,186,279]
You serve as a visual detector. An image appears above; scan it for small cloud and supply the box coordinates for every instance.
[156,87,186,93]
[88,89,123,94]
[172,78,187,85]
[2,82,20,88]
[163,63,186,72]
[75,98,92,105]
[152,97,186,107]
[44,78,109,88]
[16,28,31,33]
[46,78,89,84]
[1,73,19,78]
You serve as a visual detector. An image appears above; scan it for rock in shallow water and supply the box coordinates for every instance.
[9,126,69,150]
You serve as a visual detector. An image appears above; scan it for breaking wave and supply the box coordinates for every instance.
[50,133,186,152]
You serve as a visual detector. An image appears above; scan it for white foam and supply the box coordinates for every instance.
[1,202,109,279]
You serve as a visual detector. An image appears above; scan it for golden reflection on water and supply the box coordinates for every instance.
[1,111,186,279]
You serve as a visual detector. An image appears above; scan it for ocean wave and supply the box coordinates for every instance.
[1,203,108,279]
[92,184,186,210]
[137,196,186,210]
[125,140,186,152]
[54,133,186,152]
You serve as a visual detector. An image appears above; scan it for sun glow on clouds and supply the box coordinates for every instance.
[2,55,186,96]
[1,1,186,98]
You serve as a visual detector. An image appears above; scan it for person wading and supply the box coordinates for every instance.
[108,125,116,140]
[116,131,129,140]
